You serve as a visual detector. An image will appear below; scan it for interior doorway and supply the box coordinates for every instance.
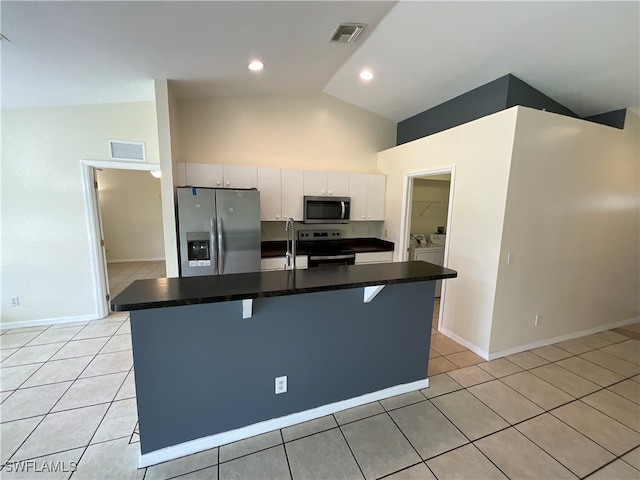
[400,168,455,331]
[95,168,166,302]
[81,160,163,318]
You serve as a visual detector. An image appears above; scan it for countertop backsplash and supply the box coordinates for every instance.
[260,220,384,241]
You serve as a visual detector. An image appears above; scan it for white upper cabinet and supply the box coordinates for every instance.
[348,173,368,221]
[182,163,257,189]
[327,172,350,197]
[366,174,386,221]
[348,173,385,221]
[303,171,327,196]
[223,165,257,189]
[178,163,384,222]
[303,171,349,196]
[257,168,282,221]
[281,169,304,221]
[176,162,187,186]
[185,163,223,187]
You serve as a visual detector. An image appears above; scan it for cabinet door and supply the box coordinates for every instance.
[223,165,258,189]
[175,162,187,186]
[303,171,327,196]
[348,173,368,221]
[366,175,386,221]
[185,163,223,187]
[282,169,304,221]
[257,168,282,221]
[327,172,349,197]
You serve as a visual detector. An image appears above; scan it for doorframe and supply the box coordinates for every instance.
[81,160,160,318]
[399,166,456,330]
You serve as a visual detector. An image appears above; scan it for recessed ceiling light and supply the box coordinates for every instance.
[248,60,264,71]
[150,170,161,179]
[360,70,373,81]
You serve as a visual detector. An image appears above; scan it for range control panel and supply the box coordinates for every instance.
[298,230,342,242]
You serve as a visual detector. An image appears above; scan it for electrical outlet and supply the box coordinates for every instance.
[275,375,287,394]
[507,252,513,264]
[384,228,389,237]
[10,296,20,307]
[534,314,541,327]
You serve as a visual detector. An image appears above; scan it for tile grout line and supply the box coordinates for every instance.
[279,428,294,480]
[332,412,368,480]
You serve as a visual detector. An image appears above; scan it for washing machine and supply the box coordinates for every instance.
[411,234,446,297]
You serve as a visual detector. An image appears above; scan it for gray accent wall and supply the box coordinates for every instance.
[584,108,627,129]
[130,281,435,454]
[397,74,624,145]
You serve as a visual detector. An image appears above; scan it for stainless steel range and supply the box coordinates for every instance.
[298,230,355,268]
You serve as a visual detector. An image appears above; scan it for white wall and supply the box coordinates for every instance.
[410,179,450,237]
[96,169,164,262]
[1,102,159,325]
[378,109,519,355]
[176,92,396,173]
[490,108,640,355]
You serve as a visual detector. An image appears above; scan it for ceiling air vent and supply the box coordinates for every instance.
[109,140,146,162]
[329,23,366,43]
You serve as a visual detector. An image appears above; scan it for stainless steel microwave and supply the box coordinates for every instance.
[303,196,351,224]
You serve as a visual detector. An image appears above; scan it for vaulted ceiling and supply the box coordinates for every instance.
[2,1,638,121]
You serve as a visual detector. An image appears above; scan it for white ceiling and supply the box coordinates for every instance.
[2,1,638,122]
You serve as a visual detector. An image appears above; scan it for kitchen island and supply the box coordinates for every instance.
[111,261,457,467]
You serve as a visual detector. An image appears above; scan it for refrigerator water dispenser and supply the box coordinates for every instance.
[187,232,211,267]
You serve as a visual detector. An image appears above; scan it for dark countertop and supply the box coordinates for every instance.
[261,237,394,258]
[111,261,456,311]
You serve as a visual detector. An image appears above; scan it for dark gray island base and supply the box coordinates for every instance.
[111,261,457,467]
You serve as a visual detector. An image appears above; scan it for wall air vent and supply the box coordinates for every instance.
[108,140,146,162]
[329,23,366,43]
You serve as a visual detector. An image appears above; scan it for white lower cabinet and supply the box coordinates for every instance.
[355,251,393,265]
[260,256,308,272]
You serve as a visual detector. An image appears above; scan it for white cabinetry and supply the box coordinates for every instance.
[281,169,304,221]
[349,174,386,221]
[185,163,223,187]
[355,251,393,265]
[176,162,187,186]
[303,171,349,197]
[257,168,282,221]
[181,163,257,189]
[260,256,308,271]
[222,165,257,189]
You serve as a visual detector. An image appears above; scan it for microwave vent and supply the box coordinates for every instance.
[329,23,366,43]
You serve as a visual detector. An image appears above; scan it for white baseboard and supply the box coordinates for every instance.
[107,257,165,264]
[0,313,101,330]
[139,378,429,468]
[440,328,489,360]
[487,316,640,360]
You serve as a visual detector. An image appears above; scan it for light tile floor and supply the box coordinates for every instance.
[1,309,638,479]
[107,261,166,298]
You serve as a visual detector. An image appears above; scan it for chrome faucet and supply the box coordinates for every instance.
[285,217,296,271]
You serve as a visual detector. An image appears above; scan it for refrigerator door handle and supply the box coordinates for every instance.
[210,216,218,275]
[217,217,224,274]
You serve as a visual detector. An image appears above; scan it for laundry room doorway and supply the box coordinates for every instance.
[400,167,455,331]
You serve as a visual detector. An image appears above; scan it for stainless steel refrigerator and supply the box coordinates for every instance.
[177,187,261,277]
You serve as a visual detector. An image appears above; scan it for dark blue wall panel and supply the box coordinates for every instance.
[505,75,577,118]
[584,109,627,129]
[131,281,435,454]
[396,74,626,145]
[396,75,510,145]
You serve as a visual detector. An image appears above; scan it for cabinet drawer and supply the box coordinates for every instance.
[355,251,393,265]
[261,256,308,271]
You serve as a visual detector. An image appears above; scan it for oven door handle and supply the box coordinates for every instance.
[340,201,346,220]
[309,254,355,261]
